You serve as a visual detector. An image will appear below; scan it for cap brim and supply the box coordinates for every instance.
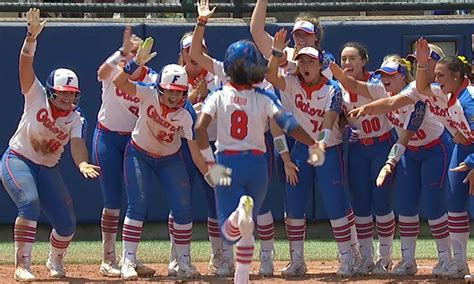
[295,53,320,60]
[160,83,188,92]
[53,86,80,93]
[291,28,315,35]
[375,67,398,75]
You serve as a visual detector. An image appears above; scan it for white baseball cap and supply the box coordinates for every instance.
[291,20,315,35]
[159,64,188,92]
[375,60,407,75]
[180,34,207,50]
[295,47,322,61]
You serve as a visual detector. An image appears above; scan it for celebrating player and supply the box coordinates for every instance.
[93,26,157,278]
[1,8,100,281]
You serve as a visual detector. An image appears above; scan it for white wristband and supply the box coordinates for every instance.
[200,146,215,163]
[387,143,406,165]
[105,50,125,66]
[21,39,37,57]
[317,129,332,145]
[274,135,289,154]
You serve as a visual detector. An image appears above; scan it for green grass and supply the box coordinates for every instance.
[1,222,474,265]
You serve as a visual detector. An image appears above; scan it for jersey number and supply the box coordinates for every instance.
[361,117,381,134]
[410,129,427,141]
[230,110,248,140]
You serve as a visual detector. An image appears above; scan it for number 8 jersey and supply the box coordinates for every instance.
[201,84,282,153]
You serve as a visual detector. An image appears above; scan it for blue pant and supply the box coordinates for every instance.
[348,132,395,217]
[259,131,274,215]
[447,142,474,213]
[396,133,451,219]
[92,124,130,209]
[1,148,75,236]
[285,142,350,220]
[123,142,192,223]
[215,151,268,232]
[181,139,217,219]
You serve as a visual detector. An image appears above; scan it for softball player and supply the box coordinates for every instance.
[414,38,474,279]
[267,29,359,277]
[113,38,210,280]
[190,0,278,276]
[93,26,157,278]
[195,39,318,284]
[348,55,452,277]
[329,42,397,276]
[1,8,100,281]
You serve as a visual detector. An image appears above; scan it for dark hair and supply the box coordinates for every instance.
[227,59,267,86]
[458,56,474,83]
[341,42,369,63]
[438,56,466,80]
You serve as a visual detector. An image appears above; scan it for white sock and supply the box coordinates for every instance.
[173,222,193,260]
[398,215,419,260]
[345,209,360,254]
[222,209,241,242]
[376,211,395,260]
[355,215,374,259]
[122,217,143,263]
[257,211,274,257]
[49,229,74,258]
[285,218,305,261]
[448,211,469,262]
[207,218,223,256]
[101,208,120,262]
[331,213,354,263]
[168,213,177,262]
[235,236,254,284]
[429,214,451,260]
[14,218,37,268]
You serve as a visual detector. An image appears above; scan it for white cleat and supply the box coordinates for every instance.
[356,256,374,275]
[281,260,307,278]
[46,255,66,278]
[465,274,474,282]
[337,259,357,277]
[259,251,274,277]
[391,258,417,276]
[168,258,178,276]
[431,258,449,278]
[442,259,470,279]
[238,196,254,239]
[208,252,222,272]
[215,257,234,277]
[176,255,200,279]
[371,257,392,275]
[120,261,138,280]
[135,259,155,277]
[99,260,121,277]
[13,266,35,282]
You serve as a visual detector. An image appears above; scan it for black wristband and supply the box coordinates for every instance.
[272,48,284,58]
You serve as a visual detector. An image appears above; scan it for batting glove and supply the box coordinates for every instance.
[204,163,232,187]
[343,125,360,143]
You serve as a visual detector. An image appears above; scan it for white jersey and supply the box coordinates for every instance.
[281,75,343,147]
[201,84,281,153]
[9,78,86,167]
[132,84,196,156]
[97,66,158,132]
[404,80,474,141]
[368,81,444,147]
[341,75,393,139]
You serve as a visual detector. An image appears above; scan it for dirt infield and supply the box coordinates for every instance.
[0,260,471,283]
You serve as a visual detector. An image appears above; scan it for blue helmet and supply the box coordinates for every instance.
[223,40,265,75]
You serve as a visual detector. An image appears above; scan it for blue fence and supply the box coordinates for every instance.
[0,17,473,223]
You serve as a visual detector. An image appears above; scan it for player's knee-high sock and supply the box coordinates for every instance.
[173,222,193,260]
[257,211,274,258]
[208,217,223,257]
[168,213,177,262]
[429,214,451,261]
[49,229,74,259]
[448,211,469,262]
[285,218,305,261]
[122,217,143,263]
[14,218,37,268]
[355,215,374,259]
[101,208,120,263]
[399,215,419,261]
[234,236,254,284]
[376,211,396,260]
[222,210,241,242]
[330,211,356,263]
[346,209,360,254]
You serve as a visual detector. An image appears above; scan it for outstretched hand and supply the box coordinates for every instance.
[26,8,46,39]
[415,38,430,67]
[450,162,474,195]
[79,162,101,179]
[273,28,289,52]
[197,0,216,21]
[135,37,157,65]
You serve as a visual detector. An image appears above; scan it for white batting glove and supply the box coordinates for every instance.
[26,8,46,39]
[307,143,326,167]
[204,164,232,187]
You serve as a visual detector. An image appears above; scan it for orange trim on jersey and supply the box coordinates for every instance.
[188,69,208,86]
[348,72,372,103]
[298,76,328,99]
[448,78,470,108]
[50,104,72,120]
[133,66,149,82]
[227,82,253,91]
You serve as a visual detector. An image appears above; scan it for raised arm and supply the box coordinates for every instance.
[19,8,46,94]
[189,0,217,74]
[415,38,436,97]
[266,29,288,91]
[329,62,371,98]
[250,0,274,59]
